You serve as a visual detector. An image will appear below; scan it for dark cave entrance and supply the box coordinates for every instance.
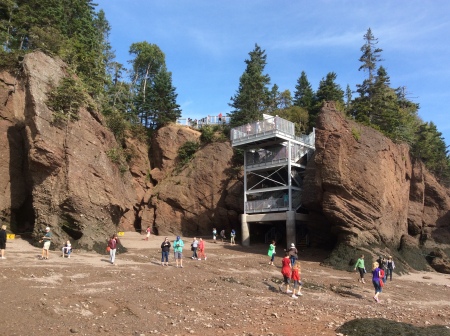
[11,194,35,236]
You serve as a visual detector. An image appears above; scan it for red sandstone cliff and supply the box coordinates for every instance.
[302,102,450,272]
[0,53,449,273]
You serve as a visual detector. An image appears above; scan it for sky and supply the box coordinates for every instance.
[95,0,450,145]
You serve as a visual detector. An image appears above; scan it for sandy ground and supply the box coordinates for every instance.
[0,232,449,336]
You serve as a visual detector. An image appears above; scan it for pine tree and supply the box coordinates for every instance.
[128,41,165,127]
[150,66,181,128]
[229,44,271,127]
[293,71,315,110]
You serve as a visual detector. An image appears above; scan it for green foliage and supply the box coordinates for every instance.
[200,125,215,143]
[47,76,87,123]
[351,128,361,141]
[229,44,272,127]
[293,71,315,110]
[106,147,129,175]
[177,141,200,166]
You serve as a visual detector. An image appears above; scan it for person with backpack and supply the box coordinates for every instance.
[107,234,120,265]
[378,256,387,282]
[386,256,396,281]
[354,254,366,284]
[288,243,298,267]
[230,229,236,245]
[372,261,383,303]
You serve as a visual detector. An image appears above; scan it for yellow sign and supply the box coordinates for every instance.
[117,232,125,237]
[7,234,15,240]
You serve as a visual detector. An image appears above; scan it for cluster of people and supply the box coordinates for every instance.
[212,228,236,245]
[354,254,396,303]
[268,241,302,299]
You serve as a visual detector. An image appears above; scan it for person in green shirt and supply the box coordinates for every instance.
[267,240,276,265]
[173,236,184,268]
[354,254,366,283]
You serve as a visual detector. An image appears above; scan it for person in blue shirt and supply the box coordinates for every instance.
[173,236,184,268]
[230,229,236,245]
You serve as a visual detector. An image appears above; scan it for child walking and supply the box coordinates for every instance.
[280,251,292,294]
[268,240,276,265]
[290,261,303,298]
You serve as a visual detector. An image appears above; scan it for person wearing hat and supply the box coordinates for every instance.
[39,227,52,260]
[173,236,184,268]
[288,243,298,267]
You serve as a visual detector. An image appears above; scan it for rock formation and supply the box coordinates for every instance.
[0,53,448,273]
[303,102,450,272]
[0,52,144,248]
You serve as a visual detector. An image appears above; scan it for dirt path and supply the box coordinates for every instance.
[1,233,449,336]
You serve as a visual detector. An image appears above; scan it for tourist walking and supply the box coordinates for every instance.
[107,234,120,265]
[288,243,298,266]
[173,236,184,268]
[268,240,276,265]
[372,261,383,303]
[39,227,52,260]
[212,228,217,243]
[290,261,303,298]
[220,229,226,242]
[230,229,236,245]
[160,237,171,266]
[197,238,207,260]
[0,224,7,259]
[280,251,292,294]
[191,237,199,259]
[144,226,151,241]
[386,256,396,281]
[354,254,366,283]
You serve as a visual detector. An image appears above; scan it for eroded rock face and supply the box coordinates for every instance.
[147,126,243,236]
[303,102,450,273]
[303,102,412,247]
[0,52,146,248]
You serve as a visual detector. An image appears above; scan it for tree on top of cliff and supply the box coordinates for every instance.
[0,0,111,98]
[293,71,315,111]
[228,44,272,127]
[128,41,181,129]
[309,72,344,130]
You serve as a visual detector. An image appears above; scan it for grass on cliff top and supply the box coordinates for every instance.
[337,318,450,336]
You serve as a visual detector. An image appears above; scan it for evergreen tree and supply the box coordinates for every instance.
[150,66,181,128]
[293,71,315,110]
[315,72,344,103]
[128,41,165,127]
[229,44,271,127]
[352,28,383,123]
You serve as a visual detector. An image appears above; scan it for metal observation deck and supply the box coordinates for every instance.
[230,115,315,215]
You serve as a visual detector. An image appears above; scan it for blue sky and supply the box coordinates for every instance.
[95,0,450,145]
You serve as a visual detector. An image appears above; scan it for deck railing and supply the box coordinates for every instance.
[245,190,302,213]
[176,116,230,128]
[230,116,295,142]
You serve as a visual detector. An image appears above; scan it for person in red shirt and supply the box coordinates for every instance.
[197,238,207,260]
[290,261,303,298]
[279,251,292,294]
